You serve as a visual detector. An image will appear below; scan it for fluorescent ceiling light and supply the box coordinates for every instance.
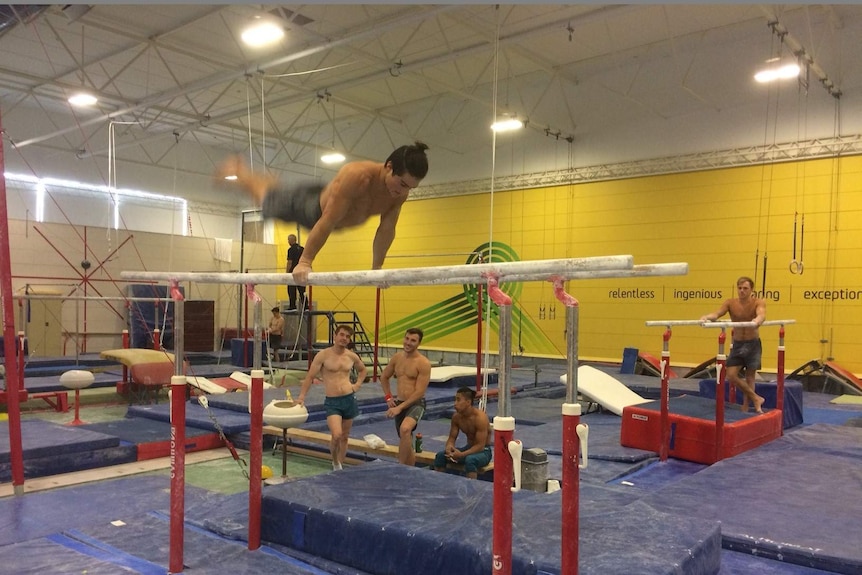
[321,151,346,164]
[491,117,524,133]
[68,92,98,107]
[223,174,238,181]
[241,21,285,47]
[754,63,801,83]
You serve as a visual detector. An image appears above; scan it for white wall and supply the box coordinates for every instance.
[6,218,278,356]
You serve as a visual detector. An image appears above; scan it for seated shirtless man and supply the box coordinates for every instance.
[297,324,367,470]
[433,387,492,479]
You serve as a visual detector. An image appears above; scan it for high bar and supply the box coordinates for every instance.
[121,255,672,287]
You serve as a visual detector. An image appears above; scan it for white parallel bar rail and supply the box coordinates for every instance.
[399,263,688,286]
[121,255,687,287]
[646,319,796,327]
[701,320,796,328]
[17,295,171,302]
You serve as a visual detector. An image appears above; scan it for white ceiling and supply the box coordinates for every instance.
[1,4,860,207]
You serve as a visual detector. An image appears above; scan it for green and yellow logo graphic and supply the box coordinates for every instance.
[381,241,559,354]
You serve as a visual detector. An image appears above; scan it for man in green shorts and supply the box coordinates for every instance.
[297,324,367,470]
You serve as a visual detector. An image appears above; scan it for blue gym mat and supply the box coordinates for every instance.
[65,511,330,574]
[0,475,215,546]
[0,420,137,482]
[127,402,251,434]
[0,537,143,574]
[81,417,219,444]
[22,371,121,392]
[260,459,721,575]
[641,423,862,574]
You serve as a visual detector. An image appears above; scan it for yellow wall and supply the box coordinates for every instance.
[275,155,862,375]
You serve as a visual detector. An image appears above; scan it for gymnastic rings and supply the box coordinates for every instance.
[789,212,804,275]
[789,260,804,275]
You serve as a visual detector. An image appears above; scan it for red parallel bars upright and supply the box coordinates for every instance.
[489,277,515,575]
[776,324,786,435]
[553,279,584,575]
[0,108,26,493]
[169,281,186,573]
[247,287,264,550]
[248,368,264,549]
[660,327,671,462]
[714,328,727,463]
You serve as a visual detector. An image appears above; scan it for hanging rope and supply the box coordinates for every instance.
[819,96,842,360]
[789,65,809,275]
[754,33,787,293]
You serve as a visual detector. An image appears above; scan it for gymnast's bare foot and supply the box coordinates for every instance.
[740,398,749,412]
[754,395,765,414]
[215,155,275,205]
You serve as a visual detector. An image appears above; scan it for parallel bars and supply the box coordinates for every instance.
[133,256,689,575]
[644,319,796,462]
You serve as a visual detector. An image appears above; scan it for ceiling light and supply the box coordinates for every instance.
[68,92,98,107]
[241,20,285,48]
[321,151,346,164]
[754,62,801,83]
[223,174,238,181]
[491,117,524,133]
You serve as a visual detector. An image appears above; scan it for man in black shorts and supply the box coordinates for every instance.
[380,328,431,466]
[700,276,767,413]
[216,142,430,284]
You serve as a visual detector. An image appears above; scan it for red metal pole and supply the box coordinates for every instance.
[0,113,26,492]
[777,324,786,435]
[660,328,671,462]
[82,227,88,353]
[551,279,581,575]
[122,329,130,383]
[243,286,250,366]
[492,417,514,575]
[561,404,581,575]
[153,327,161,350]
[726,329,736,404]
[476,283,483,394]
[17,330,25,392]
[373,288,380,382]
[169,374,187,574]
[248,368,263,549]
[714,329,727,463]
[306,285,314,371]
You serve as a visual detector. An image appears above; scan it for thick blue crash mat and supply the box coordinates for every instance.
[642,423,862,574]
[0,419,135,481]
[261,460,721,575]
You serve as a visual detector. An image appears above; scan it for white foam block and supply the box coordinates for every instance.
[186,376,227,394]
[229,371,252,386]
[430,365,496,383]
[561,365,651,416]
